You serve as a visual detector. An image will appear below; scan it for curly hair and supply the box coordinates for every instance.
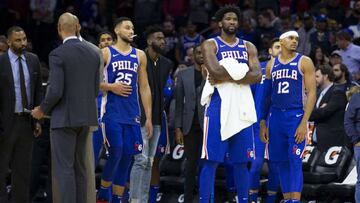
[214,5,241,22]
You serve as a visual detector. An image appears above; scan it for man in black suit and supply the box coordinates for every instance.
[175,45,205,203]
[0,26,42,203]
[310,66,348,152]
[31,12,100,203]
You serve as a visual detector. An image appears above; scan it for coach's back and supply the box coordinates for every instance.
[41,38,100,128]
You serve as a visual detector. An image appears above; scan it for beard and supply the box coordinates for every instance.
[151,43,165,55]
[334,75,342,82]
[222,26,237,35]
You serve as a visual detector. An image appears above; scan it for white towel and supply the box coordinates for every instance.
[201,58,257,141]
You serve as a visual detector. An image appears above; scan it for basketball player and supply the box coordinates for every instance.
[93,31,114,167]
[260,31,316,203]
[96,17,153,203]
[249,38,281,203]
[200,5,261,203]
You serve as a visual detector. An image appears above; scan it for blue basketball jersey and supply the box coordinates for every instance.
[181,34,203,58]
[207,36,249,111]
[101,46,141,125]
[270,53,305,109]
[252,61,267,119]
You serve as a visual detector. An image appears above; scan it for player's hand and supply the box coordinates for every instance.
[208,74,223,86]
[175,128,184,145]
[34,122,42,137]
[110,82,132,97]
[295,121,307,144]
[259,120,269,143]
[145,119,153,139]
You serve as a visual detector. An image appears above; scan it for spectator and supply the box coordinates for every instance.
[279,15,293,32]
[329,50,343,66]
[326,0,346,25]
[176,21,205,64]
[348,1,360,41]
[310,14,331,55]
[336,29,360,80]
[333,63,359,92]
[189,0,212,31]
[0,35,8,54]
[237,16,257,45]
[297,12,316,56]
[344,86,360,203]
[255,10,281,54]
[163,20,179,67]
[162,0,189,27]
[206,16,220,39]
[310,66,348,152]
[310,46,329,69]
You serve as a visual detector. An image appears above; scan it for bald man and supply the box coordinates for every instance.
[32,12,100,203]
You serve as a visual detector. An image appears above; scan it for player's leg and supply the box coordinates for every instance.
[199,111,226,203]
[249,124,265,202]
[266,160,280,203]
[93,127,103,167]
[268,108,291,201]
[97,121,124,202]
[229,126,254,203]
[199,160,219,203]
[286,109,305,202]
[223,156,236,202]
[112,152,132,203]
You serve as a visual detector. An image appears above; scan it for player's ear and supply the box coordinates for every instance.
[218,21,222,28]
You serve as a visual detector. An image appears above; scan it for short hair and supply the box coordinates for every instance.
[259,10,272,21]
[336,30,352,41]
[214,5,241,22]
[144,25,163,40]
[113,17,132,28]
[0,35,7,43]
[192,44,202,54]
[317,65,335,82]
[338,63,351,82]
[269,37,279,49]
[97,30,114,43]
[7,26,24,38]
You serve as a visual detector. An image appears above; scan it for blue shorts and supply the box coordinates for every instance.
[201,106,255,163]
[103,119,143,155]
[268,107,305,162]
[155,111,169,157]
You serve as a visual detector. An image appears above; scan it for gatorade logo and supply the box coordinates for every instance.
[302,146,314,163]
[172,144,184,160]
[178,194,184,203]
[325,146,342,165]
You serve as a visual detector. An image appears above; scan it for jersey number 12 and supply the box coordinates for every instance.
[277,81,289,94]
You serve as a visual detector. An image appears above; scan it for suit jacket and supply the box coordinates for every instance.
[40,38,100,128]
[175,66,205,135]
[309,84,348,152]
[0,50,42,138]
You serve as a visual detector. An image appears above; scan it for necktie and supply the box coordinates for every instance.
[18,57,28,111]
